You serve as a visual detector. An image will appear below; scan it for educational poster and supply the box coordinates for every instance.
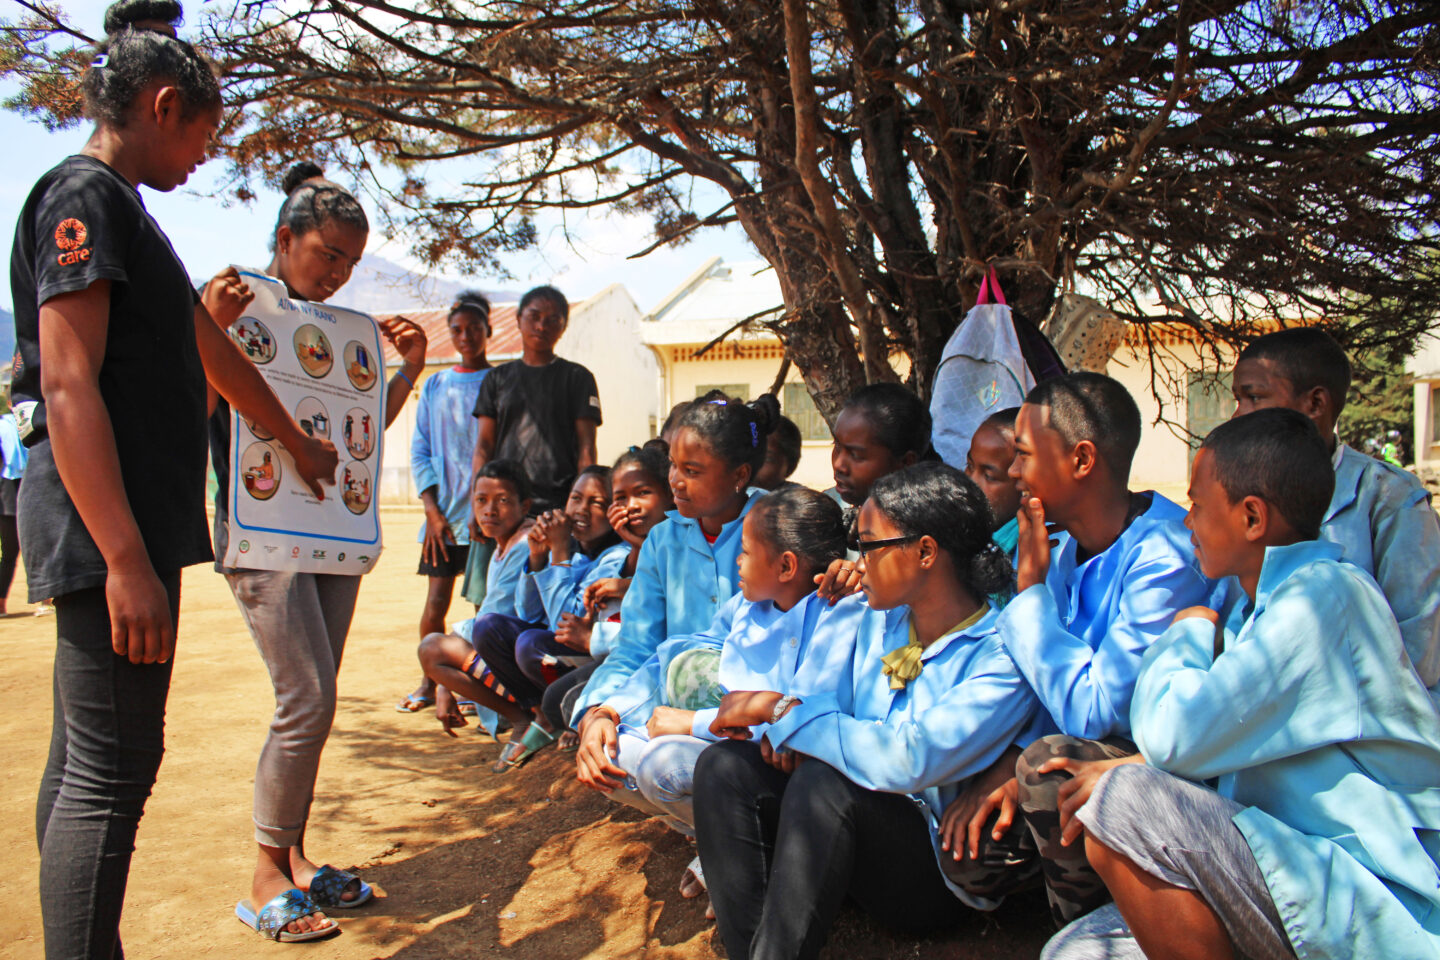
[222,268,385,574]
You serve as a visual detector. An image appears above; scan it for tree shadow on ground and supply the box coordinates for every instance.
[320,701,1055,959]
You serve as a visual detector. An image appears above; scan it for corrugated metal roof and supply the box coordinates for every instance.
[374,303,522,365]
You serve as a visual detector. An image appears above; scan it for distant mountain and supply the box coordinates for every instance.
[335,254,521,314]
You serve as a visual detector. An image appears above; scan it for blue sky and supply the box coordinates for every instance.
[1,0,758,314]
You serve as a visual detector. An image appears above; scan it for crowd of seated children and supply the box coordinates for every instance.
[1230,326,1440,701]
[408,324,1440,960]
[462,464,627,768]
[694,463,1035,960]
[937,372,1217,928]
[415,460,536,752]
[590,487,865,898]
[537,441,675,747]
[1044,408,1440,960]
[572,393,781,787]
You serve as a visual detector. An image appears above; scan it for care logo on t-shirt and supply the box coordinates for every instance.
[54,217,91,266]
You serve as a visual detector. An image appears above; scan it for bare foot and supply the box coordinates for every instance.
[680,856,706,899]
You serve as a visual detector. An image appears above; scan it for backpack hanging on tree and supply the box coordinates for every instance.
[930,267,1065,468]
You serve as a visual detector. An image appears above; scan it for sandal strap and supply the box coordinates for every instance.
[256,889,321,940]
[307,864,359,907]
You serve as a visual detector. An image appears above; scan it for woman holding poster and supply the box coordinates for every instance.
[203,162,428,942]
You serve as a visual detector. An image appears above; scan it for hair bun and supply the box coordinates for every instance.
[103,0,183,35]
[748,392,781,438]
[281,161,326,195]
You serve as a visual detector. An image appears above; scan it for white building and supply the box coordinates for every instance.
[1408,333,1440,484]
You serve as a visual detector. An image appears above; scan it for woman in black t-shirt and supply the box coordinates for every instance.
[9,3,338,954]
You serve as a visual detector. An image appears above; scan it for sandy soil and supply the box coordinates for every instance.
[0,507,1054,959]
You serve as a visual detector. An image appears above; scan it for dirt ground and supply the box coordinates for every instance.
[0,507,1055,959]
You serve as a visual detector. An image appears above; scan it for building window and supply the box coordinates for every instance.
[1431,386,1440,445]
[695,383,750,402]
[1186,371,1233,470]
[782,383,831,441]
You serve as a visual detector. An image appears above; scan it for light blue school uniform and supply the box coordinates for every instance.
[0,413,27,479]
[476,538,531,619]
[1133,539,1440,960]
[1322,443,1440,697]
[767,603,1039,909]
[996,493,1215,740]
[411,367,488,545]
[572,489,766,717]
[603,590,866,736]
[515,541,631,630]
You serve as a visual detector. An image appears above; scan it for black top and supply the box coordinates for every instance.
[472,356,602,511]
[9,155,211,600]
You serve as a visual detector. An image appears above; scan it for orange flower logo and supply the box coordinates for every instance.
[54,218,88,252]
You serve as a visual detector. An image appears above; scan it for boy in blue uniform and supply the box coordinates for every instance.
[939,373,1215,926]
[1230,326,1440,700]
[1043,408,1440,960]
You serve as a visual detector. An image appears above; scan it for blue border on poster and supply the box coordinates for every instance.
[228,270,384,547]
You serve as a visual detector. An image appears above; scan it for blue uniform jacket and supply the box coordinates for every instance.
[573,490,765,717]
[767,603,1038,909]
[604,591,866,738]
[516,540,630,630]
[1323,444,1440,698]
[410,367,488,545]
[476,536,532,620]
[1134,540,1440,960]
[996,493,1215,740]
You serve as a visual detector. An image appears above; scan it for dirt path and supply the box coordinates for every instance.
[0,508,1052,959]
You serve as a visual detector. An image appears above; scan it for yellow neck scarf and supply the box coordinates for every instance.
[880,605,989,691]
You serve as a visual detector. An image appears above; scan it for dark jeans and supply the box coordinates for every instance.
[0,511,18,600]
[471,612,568,709]
[693,740,962,960]
[37,572,181,960]
[542,658,598,732]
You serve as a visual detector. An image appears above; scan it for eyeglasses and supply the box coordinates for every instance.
[853,534,920,555]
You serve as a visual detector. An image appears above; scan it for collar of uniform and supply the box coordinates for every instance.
[1325,444,1363,523]
[881,602,999,664]
[1253,539,1344,612]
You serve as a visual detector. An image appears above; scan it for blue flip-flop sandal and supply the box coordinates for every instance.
[235,888,338,942]
[307,864,373,909]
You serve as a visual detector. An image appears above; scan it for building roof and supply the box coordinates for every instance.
[641,257,785,347]
[374,303,522,366]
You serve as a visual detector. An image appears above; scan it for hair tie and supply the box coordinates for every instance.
[628,444,640,453]
[91,54,109,68]
[750,422,760,446]
[707,398,727,406]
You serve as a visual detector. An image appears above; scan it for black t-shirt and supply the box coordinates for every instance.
[9,155,212,600]
[472,356,602,511]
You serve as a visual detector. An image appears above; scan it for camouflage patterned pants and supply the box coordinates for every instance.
[1017,734,1138,928]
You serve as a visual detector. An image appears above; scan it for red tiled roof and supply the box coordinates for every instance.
[375,304,522,366]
